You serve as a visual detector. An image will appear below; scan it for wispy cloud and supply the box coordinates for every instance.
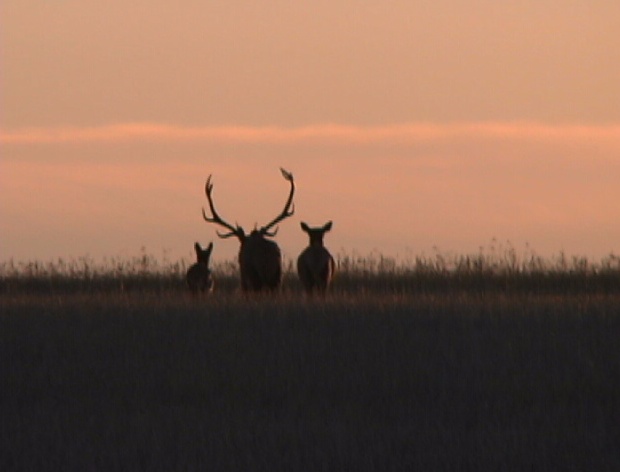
[2,122,620,145]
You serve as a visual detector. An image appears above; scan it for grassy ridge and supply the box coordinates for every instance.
[2,289,620,471]
[2,248,620,295]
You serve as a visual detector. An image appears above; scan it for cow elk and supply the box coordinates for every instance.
[297,221,335,294]
[186,242,214,294]
[202,168,295,292]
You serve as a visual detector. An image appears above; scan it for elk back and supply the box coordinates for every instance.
[239,232,282,291]
[186,264,214,294]
[297,246,335,293]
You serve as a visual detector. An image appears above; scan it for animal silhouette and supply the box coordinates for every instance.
[202,168,295,292]
[186,242,214,294]
[297,221,335,294]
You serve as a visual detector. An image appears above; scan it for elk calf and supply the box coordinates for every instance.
[297,221,335,294]
[186,242,214,294]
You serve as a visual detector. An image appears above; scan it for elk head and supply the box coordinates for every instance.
[300,221,333,247]
[193,241,213,265]
[202,168,295,292]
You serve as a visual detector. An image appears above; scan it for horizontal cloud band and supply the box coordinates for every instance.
[2,122,620,145]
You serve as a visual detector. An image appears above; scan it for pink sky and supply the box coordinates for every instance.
[2,1,620,264]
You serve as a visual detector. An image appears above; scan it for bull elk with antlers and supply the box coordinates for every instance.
[202,168,295,292]
[297,221,335,294]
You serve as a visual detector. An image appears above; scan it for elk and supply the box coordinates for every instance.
[186,242,215,294]
[297,221,335,294]
[202,168,295,292]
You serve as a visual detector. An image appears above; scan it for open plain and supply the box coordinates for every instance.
[2,256,620,471]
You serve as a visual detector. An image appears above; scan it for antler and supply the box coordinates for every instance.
[202,175,244,239]
[261,168,295,236]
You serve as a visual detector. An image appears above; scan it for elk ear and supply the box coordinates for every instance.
[300,222,310,233]
[206,242,214,254]
[323,221,333,232]
[194,242,202,254]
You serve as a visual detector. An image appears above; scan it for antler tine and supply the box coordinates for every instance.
[202,174,242,238]
[280,167,293,182]
[262,226,279,238]
[261,168,295,234]
[215,229,240,239]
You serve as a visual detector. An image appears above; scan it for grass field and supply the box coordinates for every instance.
[1,252,620,471]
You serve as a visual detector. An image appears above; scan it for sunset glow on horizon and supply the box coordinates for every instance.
[2,1,619,265]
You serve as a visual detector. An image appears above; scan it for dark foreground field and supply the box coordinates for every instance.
[2,286,620,471]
